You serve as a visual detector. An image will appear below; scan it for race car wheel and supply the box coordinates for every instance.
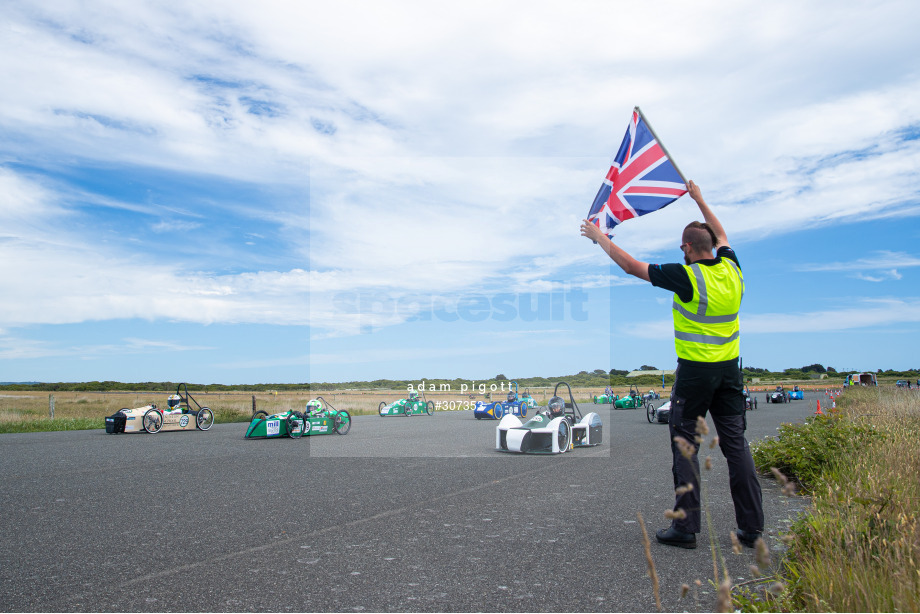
[143,408,163,434]
[557,421,572,453]
[404,405,412,417]
[196,407,214,430]
[252,410,269,421]
[333,410,351,435]
[287,412,303,438]
[426,401,434,416]
[378,401,386,417]
[646,403,655,423]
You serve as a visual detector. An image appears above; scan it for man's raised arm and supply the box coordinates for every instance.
[687,180,729,249]
[580,220,651,281]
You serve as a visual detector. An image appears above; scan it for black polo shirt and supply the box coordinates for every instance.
[647,246,740,303]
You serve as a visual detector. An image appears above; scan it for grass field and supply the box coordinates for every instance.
[0,384,663,433]
[740,386,920,612]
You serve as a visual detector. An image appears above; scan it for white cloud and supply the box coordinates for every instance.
[853,270,902,282]
[799,251,920,272]
[2,0,920,342]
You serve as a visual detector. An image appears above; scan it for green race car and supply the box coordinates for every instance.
[593,391,618,404]
[378,391,434,417]
[613,385,645,410]
[245,397,351,438]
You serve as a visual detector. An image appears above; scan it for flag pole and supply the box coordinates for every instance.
[634,106,688,185]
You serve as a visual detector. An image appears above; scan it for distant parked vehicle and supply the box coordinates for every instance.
[845,373,878,387]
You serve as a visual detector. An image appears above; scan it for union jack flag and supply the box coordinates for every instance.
[587,107,687,238]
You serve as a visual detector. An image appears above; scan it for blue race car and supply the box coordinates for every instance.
[788,385,804,400]
[474,382,536,420]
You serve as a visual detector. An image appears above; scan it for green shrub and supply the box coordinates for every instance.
[751,414,882,491]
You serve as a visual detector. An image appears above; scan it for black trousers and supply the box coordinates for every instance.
[668,359,764,534]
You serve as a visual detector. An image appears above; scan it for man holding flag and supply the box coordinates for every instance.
[579,109,763,550]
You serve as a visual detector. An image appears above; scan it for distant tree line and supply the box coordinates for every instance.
[2,364,917,392]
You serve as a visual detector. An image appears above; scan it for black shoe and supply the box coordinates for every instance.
[655,526,697,549]
[735,530,762,548]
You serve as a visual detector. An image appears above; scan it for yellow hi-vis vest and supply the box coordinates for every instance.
[672,258,744,362]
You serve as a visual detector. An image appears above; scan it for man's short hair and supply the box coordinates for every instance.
[682,221,717,251]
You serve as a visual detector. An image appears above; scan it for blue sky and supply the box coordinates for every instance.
[1,1,919,384]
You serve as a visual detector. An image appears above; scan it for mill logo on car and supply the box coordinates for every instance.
[267,420,280,436]
[179,415,189,427]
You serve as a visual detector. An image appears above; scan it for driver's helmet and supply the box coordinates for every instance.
[408,391,419,400]
[167,394,182,410]
[306,399,324,413]
[547,396,565,418]
[506,391,516,402]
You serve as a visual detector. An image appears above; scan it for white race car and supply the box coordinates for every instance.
[496,382,602,454]
[105,384,214,434]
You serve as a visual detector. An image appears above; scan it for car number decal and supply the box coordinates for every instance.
[179,415,189,427]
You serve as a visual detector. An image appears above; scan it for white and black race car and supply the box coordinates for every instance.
[647,400,671,423]
[496,382,602,454]
[767,385,789,404]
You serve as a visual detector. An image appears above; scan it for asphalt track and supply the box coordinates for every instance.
[0,392,823,612]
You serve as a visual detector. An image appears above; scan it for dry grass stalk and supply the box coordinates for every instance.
[755,538,771,569]
[729,531,742,554]
[695,415,709,435]
[636,512,663,612]
[716,576,733,613]
[664,508,687,520]
[673,436,694,459]
[770,466,789,485]
[675,483,694,496]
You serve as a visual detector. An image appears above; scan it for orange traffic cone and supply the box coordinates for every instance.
[815,400,823,415]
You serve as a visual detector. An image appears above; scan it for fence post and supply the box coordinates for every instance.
[49,394,55,419]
